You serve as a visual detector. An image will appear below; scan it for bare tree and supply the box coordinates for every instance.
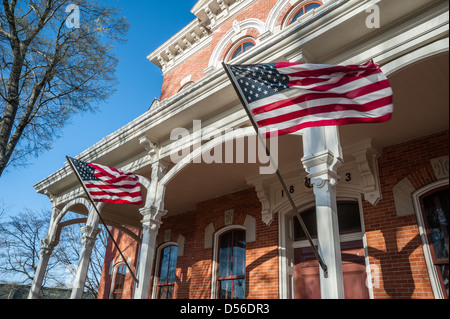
[0,209,55,284]
[0,208,107,297]
[0,0,129,177]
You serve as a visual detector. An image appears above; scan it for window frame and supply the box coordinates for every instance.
[152,242,179,299]
[110,263,127,299]
[285,1,323,27]
[418,185,449,299]
[216,229,246,299]
[413,179,449,299]
[211,225,247,299]
[226,39,256,62]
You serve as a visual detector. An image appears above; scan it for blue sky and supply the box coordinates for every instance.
[0,0,198,217]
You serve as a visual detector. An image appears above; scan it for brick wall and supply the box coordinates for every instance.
[98,187,279,299]
[97,227,140,299]
[363,130,449,299]
[153,187,279,299]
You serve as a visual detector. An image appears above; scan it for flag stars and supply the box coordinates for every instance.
[230,63,290,103]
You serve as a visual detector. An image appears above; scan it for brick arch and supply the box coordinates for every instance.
[406,163,439,191]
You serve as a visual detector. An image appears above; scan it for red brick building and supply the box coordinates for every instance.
[32,0,448,300]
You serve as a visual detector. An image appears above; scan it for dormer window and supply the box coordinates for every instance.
[288,1,322,25]
[228,39,255,61]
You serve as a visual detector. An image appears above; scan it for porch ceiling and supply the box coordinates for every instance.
[163,52,450,218]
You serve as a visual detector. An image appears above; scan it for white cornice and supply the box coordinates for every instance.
[147,0,257,75]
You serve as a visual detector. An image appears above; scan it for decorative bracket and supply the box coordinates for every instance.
[352,142,382,206]
[139,135,159,158]
[250,179,273,226]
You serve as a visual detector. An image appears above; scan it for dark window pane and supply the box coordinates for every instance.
[233,279,245,299]
[159,248,170,284]
[217,230,246,299]
[218,232,232,278]
[439,264,449,297]
[168,285,174,299]
[291,2,322,24]
[305,3,321,13]
[233,231,246,277]
[219,280,232,299]
[423,190,449,261]
[157,245,178,299]
[338,202,362,233]
[242,41,255,53]
[231,47,241,59]
[168,246,178,284]
[294,202,361,240]
[294,208,317,239]
[230,41,254,60]
[158,286,168,299]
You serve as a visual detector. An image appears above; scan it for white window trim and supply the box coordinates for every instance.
[210,225,247,299]
[151,242,178,299]
[412,178,449,299]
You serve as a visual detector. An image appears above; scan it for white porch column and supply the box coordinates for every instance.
[70,225,101,299]
[70,206,101,299]
[302,126,345,299]
[28,239,55,299]
[28,196,59,299]
[134,160,168,299]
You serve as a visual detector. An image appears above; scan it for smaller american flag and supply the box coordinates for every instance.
[68,157,143,205]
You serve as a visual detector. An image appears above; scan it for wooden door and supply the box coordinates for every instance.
[294,240,369,299]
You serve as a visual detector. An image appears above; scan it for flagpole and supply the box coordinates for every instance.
[222,63,328,277]
[66,156,139,284]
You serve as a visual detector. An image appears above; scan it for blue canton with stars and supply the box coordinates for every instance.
[70,157,98,181]
[229,64,290,103]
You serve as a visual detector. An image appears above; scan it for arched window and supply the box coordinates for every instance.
[156,244,178,299]
[217,229,246,299]
[228,40,255,61]
[420,187,449,299]
[288,1,322,25]
[111,264,127,299]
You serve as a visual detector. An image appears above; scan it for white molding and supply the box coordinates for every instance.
[382,38,449,77]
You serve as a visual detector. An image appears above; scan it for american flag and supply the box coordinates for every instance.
[68,157,143,205]
[226,61,393,137]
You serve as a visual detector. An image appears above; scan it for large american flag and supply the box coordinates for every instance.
[68,157,143,205]
[226,61,393,137]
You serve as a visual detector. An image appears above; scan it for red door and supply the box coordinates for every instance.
[294,240,369,299]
